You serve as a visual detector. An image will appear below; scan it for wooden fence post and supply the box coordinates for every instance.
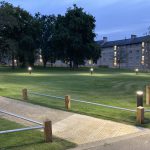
[136,106,144,124]
[44,120,52,143]
[22,89,28,100]
[146,86,150,105]
[65,95,71,110]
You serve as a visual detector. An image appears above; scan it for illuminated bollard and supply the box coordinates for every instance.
[135,68,139,75]
[65,95,71,110]
[44,120,52,142]
[146,86,150,105]
[90,68,94,75]
[22,89,28,100]
[136,91,143,107]
[28,67,32,74]
[136,106,144,124]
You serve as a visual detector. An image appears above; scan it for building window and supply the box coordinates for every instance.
[142,48,144,54]
[114,45,117,51]
[142,42,145,48]
[141,56,144,65]
[114,62,117,66]
[113,45,117,66]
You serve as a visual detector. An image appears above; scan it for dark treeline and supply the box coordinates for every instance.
[0,1,101,68]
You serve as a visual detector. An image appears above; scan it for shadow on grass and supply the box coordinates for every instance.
[0,136,76,150]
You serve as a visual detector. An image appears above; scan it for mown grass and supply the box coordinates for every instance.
[1,66,150,127]
[0,118,76,150]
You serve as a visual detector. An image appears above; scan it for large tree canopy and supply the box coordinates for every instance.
[0,1,38,67]
[53,4,101,68]
[0,2,101,68]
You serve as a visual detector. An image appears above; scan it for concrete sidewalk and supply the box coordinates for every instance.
[0,96,148,145]
[69,131,150,150]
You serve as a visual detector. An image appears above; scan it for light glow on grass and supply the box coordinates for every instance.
[1,67,150,127]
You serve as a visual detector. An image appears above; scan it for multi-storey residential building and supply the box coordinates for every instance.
[97,35,150,70]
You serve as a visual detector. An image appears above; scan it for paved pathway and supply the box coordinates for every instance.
[0,96,148,145]
[69,131,150,150]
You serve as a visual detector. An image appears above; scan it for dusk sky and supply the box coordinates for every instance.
[4,0,150,41]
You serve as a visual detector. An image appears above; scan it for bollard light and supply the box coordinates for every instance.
[136,91,143,107]
[90,68,94,75]
[28,67,32,74]
[135,68,139,75]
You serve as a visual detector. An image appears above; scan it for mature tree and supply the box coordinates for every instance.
[0,1,38,67]
[0,1,19,67]
[35,13,56,67]
[53,4,101,68]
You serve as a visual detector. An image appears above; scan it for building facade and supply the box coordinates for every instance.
[97,35,150,70]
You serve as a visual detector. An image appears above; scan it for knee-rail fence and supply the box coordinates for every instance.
[1,86,150,143]
[23,86,150,124]
[0,109,52,143]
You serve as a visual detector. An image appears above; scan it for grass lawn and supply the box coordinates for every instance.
[0,118,76,150]
[1,66,150,127]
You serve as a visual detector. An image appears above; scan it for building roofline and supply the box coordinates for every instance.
[97,35,150,48]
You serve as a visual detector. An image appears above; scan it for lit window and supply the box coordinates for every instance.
[114,45,117,51]
[114,62,117,66]
[89,60,92,65]
[142,42,145,47]
[141,61,144,65]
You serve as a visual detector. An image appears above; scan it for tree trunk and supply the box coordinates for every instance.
[50,62,53,67]
[73,61,78,69]
[11,52,15,69]
[43,60,47,68]
[119,62,120,69]
[69,61,72,69]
